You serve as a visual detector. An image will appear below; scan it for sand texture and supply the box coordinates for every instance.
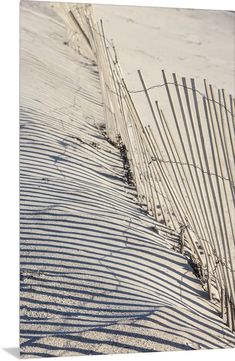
[20,1,235,358]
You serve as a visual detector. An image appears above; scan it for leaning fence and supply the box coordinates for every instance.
[56,3,235,331]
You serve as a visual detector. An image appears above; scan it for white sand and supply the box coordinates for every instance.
[20,1,235,358]
[93,5,234,92]
[93,5,234,138]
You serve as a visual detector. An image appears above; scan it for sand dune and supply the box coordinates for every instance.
[20,1,235,358]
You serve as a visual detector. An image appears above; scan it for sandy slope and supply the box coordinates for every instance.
[20,1,235,358]
[93,5,234,92]
[93,5,234,130]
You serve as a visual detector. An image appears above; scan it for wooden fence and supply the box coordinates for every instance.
[56,4,235,332]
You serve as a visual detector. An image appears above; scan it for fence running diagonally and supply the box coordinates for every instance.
[56,4,235,331]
